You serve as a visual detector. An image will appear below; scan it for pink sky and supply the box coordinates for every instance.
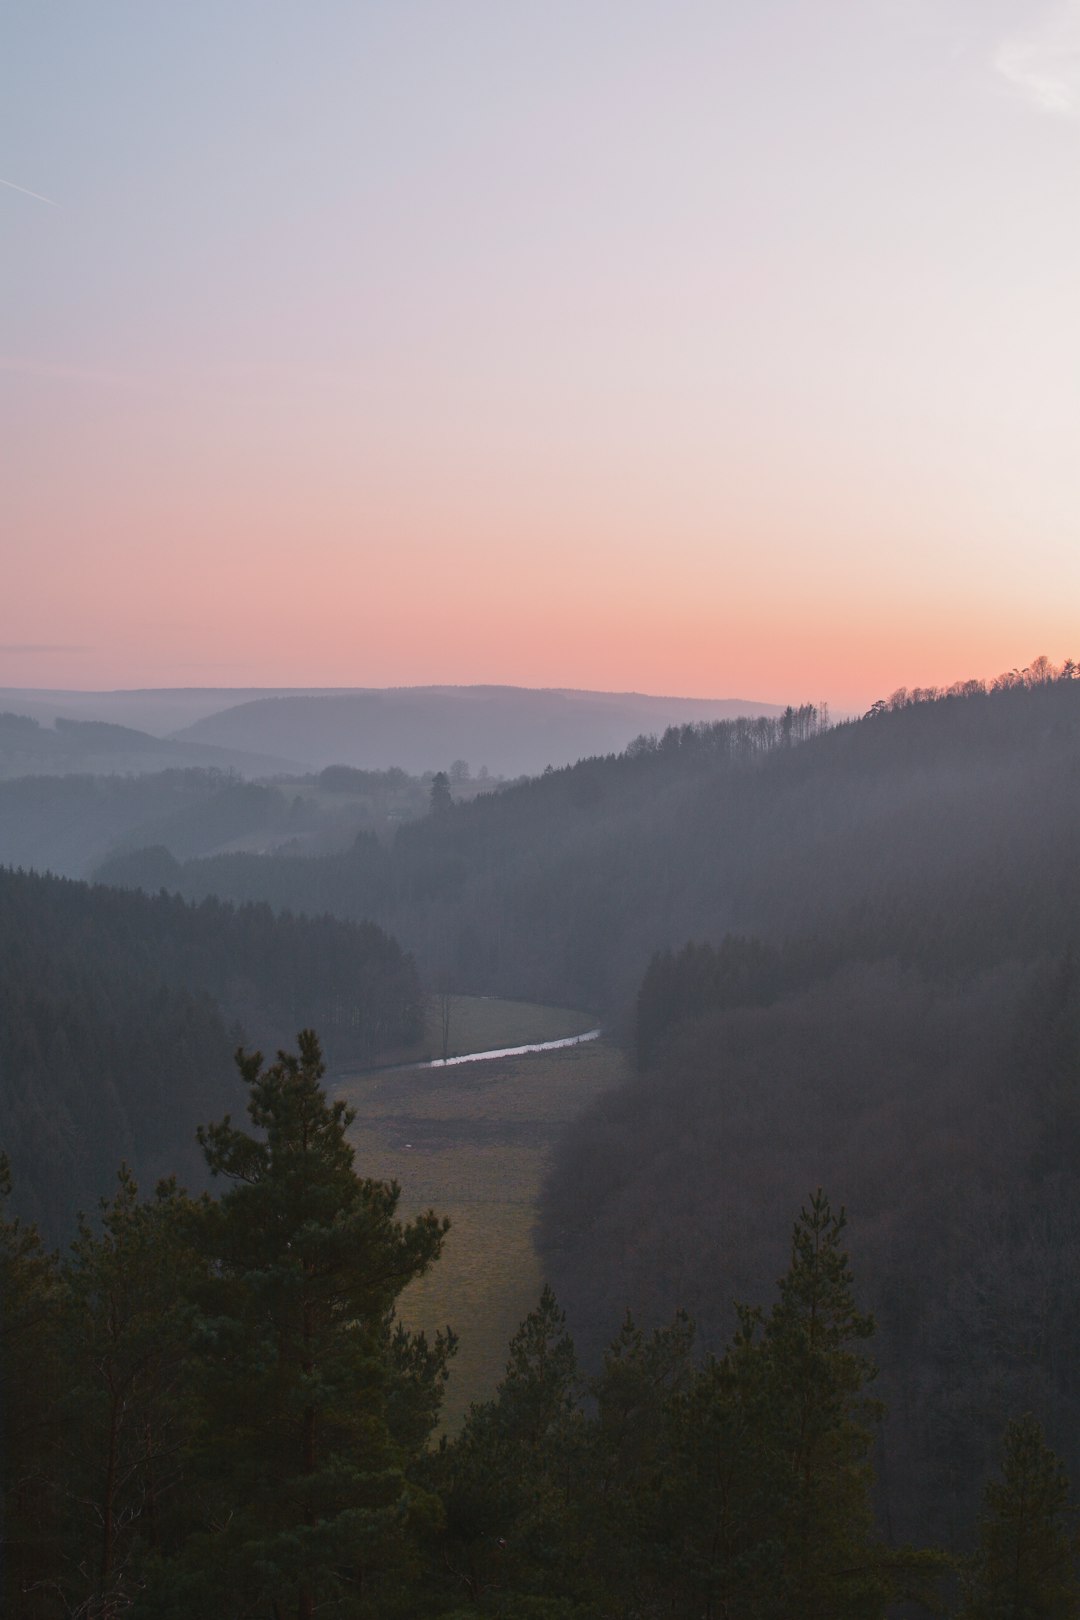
[4,3,1078,713]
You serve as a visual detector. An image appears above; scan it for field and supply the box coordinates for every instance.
[365,992,600,1069]
[334,997,626,1427]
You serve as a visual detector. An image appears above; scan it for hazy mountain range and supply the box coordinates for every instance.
[0,685,783,779]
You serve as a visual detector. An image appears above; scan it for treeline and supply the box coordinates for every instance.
[0,867,421,1239]
[625,700,825,757]
[5,1038,1076,1618]
[864,651,1075,713]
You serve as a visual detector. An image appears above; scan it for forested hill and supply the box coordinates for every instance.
[0,868,420,1239]
[533,664,1080,1543]
[100,672,1080,1010]
[0,763,435,880]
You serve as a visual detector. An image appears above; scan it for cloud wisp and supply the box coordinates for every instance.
[995,1,1080,117]
[0,645,90,655]
[0,174,58,205]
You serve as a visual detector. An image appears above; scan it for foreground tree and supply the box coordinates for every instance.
[761,1190,888,1616]
[582,1309,696,1614]
[150,1031,451,1620]
[435,1287,583,1610]
[960,1414,1080,1620]
[0,1155,62,1619]
[58,1169,205,1617]
[671,1192,902,1620]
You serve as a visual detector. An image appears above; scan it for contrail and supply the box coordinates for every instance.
[0,175,58,206]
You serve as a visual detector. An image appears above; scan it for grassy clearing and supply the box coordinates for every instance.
[430,995,597,1055]
[370,994,598,1069]
[336,1029,625,1427]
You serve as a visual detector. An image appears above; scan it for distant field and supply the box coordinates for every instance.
[336,1010,625,1428]
[370,993,599,1069]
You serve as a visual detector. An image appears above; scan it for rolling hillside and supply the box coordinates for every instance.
[171,685,784,776]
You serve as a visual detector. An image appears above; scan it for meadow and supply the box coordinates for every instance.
[366,992,600,1070]
[335,996,625,1425]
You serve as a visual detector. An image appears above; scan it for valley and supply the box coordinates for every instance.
[335,996,623,1424]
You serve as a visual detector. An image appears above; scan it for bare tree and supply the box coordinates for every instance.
[433,973,455,1061]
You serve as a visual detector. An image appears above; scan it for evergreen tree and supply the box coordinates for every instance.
[670,1192,894,1620]
[490,1285,579,1464]
[158,1031,449,1620]
[960,1414,1080,1620]
[56,1167,205,1618]
[0,1154,62,1619]
[436,1287,583,1611]
[430,772,453,816]
[583,1310,696,1616]
[751,1191,895,1617]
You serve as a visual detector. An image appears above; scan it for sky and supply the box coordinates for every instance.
[3,1,1078,712]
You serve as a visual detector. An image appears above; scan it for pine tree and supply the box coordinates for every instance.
[960,1414,1080,1620]
[430,772,453,816]
[670,1192,895,1620]
[164,1031,450,1620]
[57,1167,205,1618]
[758,1190,890,1619]
[436,1287,583,1611]
[0,1153,62,1619]
[491,1285,579,1463]
[584,1310,696,1615]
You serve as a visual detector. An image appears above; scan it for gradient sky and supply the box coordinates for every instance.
[3,1,1078,711]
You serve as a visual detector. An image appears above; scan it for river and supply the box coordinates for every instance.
[417,1027,601,1069]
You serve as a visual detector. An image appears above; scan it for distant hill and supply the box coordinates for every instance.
[0,710,301,779]
[0,769,296,878]
[0,686,308,736]
[0,764,434,880]
[171,686,785,776]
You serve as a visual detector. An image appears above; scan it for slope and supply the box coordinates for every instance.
[0,866,421,1240]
